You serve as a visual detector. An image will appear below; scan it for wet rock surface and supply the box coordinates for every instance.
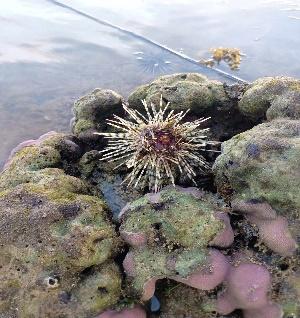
[213,119,300,257]
[72,89,124,148]
[238,76,300,121]
[128,73,254,141]
[1,73,299,318]
[0,133,121,318]
[120,187,232,301]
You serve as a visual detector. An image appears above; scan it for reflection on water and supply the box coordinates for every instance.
[133,50,174,74]
[0,0,299,167]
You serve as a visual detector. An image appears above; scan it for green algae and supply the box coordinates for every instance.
[121,187,227,299]
[73,119,95,135]
[238,77,300,120]
[175,249,207,277]
[213,119,300,219]
[128,73,229,116]
[0,132,122,318]
[123,188,224,249]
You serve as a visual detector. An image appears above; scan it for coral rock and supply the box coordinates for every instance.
[72,89,124,146]
[128,72,254,141]
[238,76,300,120]
[213,119,300,255]
[0,132,121,318]
[120,186,233,300]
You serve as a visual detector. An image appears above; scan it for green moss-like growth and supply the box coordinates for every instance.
[120,187,228,298]
[73,118,96,135]
[0,177,121,317]
[78,150,102,178]
[213,119,300,220]
[128,73,229,116]
[0,145,61,189]
[18,262,121,318]
[0,133,122,318]
[0,133,74,190]
[72,88,124,140]
[238,76,300,121]
[71,262,122,316]
[122,188,223,249]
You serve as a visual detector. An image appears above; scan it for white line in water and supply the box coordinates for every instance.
[46,0,249,84]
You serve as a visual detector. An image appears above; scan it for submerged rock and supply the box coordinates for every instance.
[0,133,122,318]
[0,132,83,190]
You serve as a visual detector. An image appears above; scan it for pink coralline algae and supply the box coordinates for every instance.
[123,248,230,301]
[120,187,284,317]
[209,211,234,248]
[120,187,234,302]
[232,200,297,256]
[171,248,231,291]
[217,263,282,318]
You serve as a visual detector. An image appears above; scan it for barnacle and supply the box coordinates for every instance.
[95,97,215,192]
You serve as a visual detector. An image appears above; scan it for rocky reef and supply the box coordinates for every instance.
[0,132,121,318]
[120,186,233,300]
[0,73,299,318]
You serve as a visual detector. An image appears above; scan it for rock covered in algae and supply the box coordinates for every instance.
[0,133,122,318]
[128,73,255,141]
[153,248,286,318]
[128,72,229,114]
[238,76,300,121]
[72,89,124,146]
[120,186,233,301]
[97,305,147,318]
[0,132,83,191]
[213,119,299,256]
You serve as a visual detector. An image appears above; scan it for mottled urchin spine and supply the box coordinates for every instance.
[95,97,214,192]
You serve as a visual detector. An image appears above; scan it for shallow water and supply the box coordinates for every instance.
[0,0,299,167]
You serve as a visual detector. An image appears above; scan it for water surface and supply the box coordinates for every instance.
[0,0,299,167]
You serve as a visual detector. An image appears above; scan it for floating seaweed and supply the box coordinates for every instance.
[199,47,245,71]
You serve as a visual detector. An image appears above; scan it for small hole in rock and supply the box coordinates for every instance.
[279,263,289,271]
[97,287,108,294]
[152,222,162,231]
[46,276,60,288]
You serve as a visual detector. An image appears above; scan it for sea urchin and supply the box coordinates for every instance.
[95,97,214,192]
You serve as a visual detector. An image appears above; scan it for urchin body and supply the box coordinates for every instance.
[95,98,214,192]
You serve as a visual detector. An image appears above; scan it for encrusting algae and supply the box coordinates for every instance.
[95,97,216,192]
